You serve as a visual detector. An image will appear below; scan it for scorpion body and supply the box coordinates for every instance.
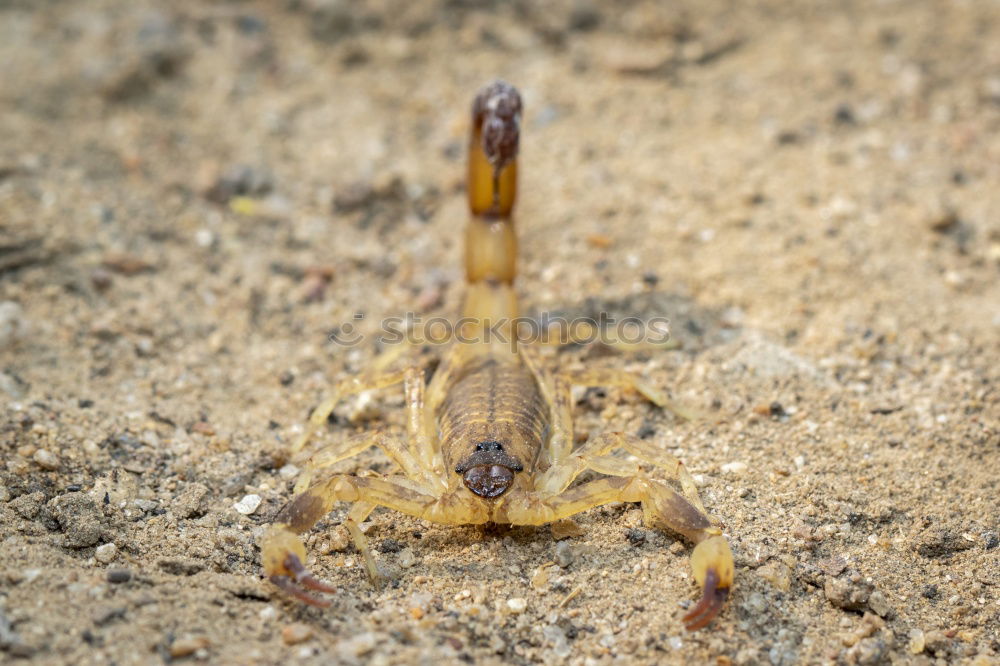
[262,82,734,631]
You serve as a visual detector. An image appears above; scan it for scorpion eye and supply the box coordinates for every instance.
[475,440,503,453]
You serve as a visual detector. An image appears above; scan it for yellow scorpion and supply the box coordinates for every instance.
[262,81,734,631]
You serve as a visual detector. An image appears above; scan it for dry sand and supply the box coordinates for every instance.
[1,1,998,664]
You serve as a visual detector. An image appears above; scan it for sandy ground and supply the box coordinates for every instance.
[1,1,999,664]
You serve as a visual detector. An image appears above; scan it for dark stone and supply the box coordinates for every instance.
[107,568,132,584]
[833,104,856,125]
[378,538,403,554]
[625,528,647,547]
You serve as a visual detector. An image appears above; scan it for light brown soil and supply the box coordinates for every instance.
[1,1,998,664]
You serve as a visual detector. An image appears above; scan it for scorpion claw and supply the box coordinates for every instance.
[284,552,337,593]
[268,552,337,607]
[269,573,332,608]
[682,569,729,631]
[683,535,734,631]
[262,526,337,606]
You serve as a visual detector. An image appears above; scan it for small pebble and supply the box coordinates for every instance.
[817,556,847,577]
[720,461,748,475]
[550,519,586,540]
[233,494,262,515]
[259,605,278,622]
[172,483,209,519]
[323,528,349,553]
[758,561,792,592]
[95,543,118,564]
[32,449,60,470]
[0,371,24,399]
[0,301,28,348]
[282,623,313,645]
[135,337,154,357]
[91,605,127,626]
[194,228,215,248]
[507,598,527,614]
[345,391,382,423]
[555,541,576,567]
[397,547,416,568]
[720,306,744,328]
[625,528,647,548]
[377,538,403,554]
[825,576,872,611]
[530,565,551,589]
[867,590,893,618]
[170,636,210,658]
[107,568,132,583]
[50,493,104,547]
[924,630,949,654]
[90,267,113,291]
[339,632,378,657]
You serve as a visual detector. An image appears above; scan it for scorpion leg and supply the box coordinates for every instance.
[425,345,483,492]
[500,476,733,631]
[263,474,488,605]
[344,501,384,587]
[591,434,708,516]
[297,364,447,492]
[403,365,448,491]
[525,354,703,505]
[268,353,457,602]
[523,363,730,630]
[289,366,409,461]
[294,422,428,495]
[535,431,707,517]
[289,340,419,460]
[560,367,701,422]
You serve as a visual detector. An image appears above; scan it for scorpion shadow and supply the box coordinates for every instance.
[525,289,742,354]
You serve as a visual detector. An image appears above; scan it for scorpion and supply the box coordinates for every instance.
[262,81,734,631]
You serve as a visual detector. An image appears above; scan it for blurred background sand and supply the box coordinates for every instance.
[1,1,998,663]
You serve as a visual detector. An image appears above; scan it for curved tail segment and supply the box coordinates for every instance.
[463,81,522,335]
[468,80,521,219]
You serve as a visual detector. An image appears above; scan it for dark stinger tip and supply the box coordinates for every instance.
[473,81,522,172]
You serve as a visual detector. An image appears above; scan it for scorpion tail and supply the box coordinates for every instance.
[462,82,523,332]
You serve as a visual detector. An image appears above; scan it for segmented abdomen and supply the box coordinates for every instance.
[437,356,548,475]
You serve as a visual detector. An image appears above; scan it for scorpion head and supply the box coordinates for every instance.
[455,440,523,499]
